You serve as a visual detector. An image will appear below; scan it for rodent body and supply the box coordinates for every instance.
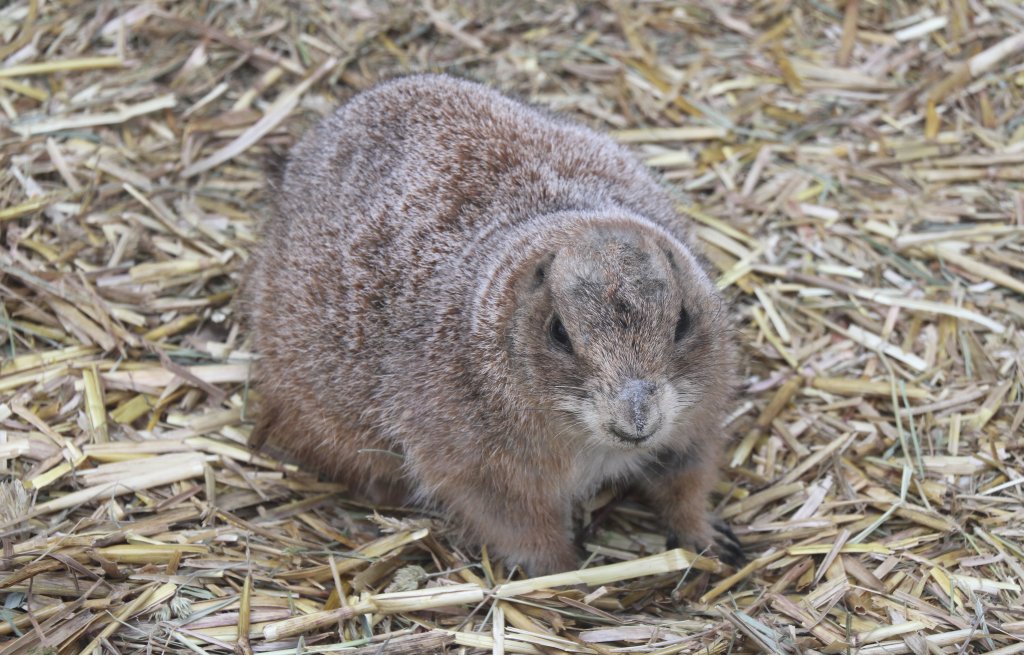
[247,74,739,574]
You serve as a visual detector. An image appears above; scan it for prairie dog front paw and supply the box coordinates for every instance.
[667,518,744,566]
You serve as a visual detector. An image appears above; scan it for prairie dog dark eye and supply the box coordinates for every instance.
[674,306,691,342]
[549,315,572,352]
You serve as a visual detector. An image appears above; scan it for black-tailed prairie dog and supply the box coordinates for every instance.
[246,74,740,575]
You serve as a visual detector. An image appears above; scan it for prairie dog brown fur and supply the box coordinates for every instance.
[247,74,739,575]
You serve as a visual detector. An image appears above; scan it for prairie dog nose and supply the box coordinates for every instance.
[610,379,661,441]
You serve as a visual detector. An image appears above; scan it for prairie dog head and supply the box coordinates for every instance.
[507,221,731,451]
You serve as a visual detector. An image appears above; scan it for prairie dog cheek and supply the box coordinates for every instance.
[660,385,680,427]
[578,400,606,444]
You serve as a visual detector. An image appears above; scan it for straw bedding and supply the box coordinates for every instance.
[1,1,1022,653]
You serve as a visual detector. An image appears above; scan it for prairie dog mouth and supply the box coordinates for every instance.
[607,421,662,445]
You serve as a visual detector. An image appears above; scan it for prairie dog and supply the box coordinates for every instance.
[247,74,739,575]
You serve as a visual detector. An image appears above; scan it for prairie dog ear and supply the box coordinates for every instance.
[529,253,556,291]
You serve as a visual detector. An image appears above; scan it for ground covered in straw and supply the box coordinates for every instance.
[1,1,1023,653]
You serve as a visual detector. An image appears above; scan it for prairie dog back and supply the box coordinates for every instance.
[247,74,739,575]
